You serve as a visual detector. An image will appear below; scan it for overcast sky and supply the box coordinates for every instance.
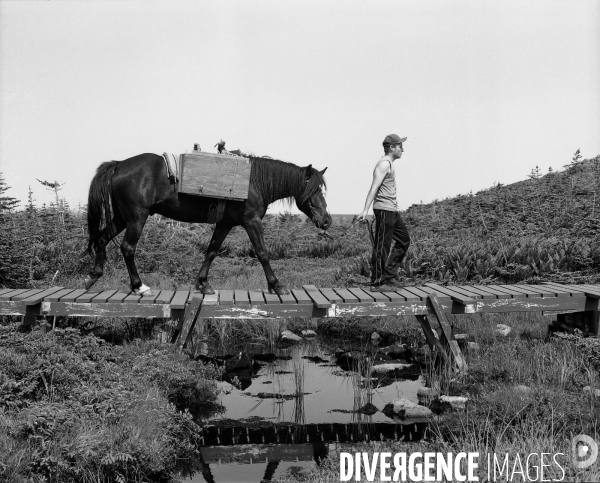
[1,0,598,214]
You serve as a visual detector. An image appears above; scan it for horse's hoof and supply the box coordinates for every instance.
[269,286,290,295]
[84,276,96,290]
[134,284,153,297]
[200,285,215,295]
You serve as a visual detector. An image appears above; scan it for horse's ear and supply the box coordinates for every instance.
[320,167,327,175]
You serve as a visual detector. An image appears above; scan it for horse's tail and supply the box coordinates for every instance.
[86,161,119,257]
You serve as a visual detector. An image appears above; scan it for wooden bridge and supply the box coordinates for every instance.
[2,281,599,372]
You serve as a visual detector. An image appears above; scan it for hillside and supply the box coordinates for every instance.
[403,153,600,238]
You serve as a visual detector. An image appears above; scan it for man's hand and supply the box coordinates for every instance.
[357,210,368,222]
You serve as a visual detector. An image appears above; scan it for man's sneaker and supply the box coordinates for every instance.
[370,284,393,292]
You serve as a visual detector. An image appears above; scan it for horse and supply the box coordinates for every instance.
[85,153,331,296]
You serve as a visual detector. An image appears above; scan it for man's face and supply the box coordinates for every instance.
[391,143,404,158]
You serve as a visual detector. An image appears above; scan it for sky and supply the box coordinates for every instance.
[0,0,598,214]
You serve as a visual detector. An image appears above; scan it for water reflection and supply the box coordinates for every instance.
[187,328,427,482]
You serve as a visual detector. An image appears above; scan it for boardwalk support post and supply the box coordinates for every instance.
[424,292,467,374]
[175,296,202,351]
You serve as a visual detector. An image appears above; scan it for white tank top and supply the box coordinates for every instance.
[373,159,398,211]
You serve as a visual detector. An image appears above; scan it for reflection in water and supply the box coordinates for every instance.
[187,329,426,482]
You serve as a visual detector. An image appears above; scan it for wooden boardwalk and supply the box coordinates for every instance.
[2,282,600,320]
[3,282,599,373]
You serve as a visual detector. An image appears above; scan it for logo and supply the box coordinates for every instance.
[571,434,598,469]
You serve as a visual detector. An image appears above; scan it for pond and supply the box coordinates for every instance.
[185,329,428,483]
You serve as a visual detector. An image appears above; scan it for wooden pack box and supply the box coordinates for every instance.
[178,151,252,200]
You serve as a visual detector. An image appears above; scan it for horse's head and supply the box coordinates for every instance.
[296,165,332,230]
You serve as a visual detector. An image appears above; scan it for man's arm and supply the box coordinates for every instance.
[357,161,389,221]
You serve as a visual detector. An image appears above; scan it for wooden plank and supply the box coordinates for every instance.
[176,296,202,350]
[44,288,77,302]
[179,152,251,200]
[367,290,393,303]
[74,290,103,303]
[486,285,527,298]
[234,290,250,305]
[319,288,343,303]
[0,289,29,301]
[220,290,235,305]
[248,290,265,305]
[393,288,422,302]
[20,287,64,305]
[302,285,332,309]
[506,285,544,298]
[59,289,87,302]
[456,285,498,299]
[406,285,452,300]
[138,289,161,304]
[291,289,312,305]
[381,290,406,302]
[107,290,131,303]
[170,290,190,310]
[123,292,142,303]
[200,303,314,319]
[402,286,436,300]
[538,283,587,299]
[332,288,359,303]
[12,289,46,301]
[423,283,476,305]
[90,289,118,303]
[347,287,376,303]
[427,293,467,373]
[415,315,449,364]
[278,292,296,304]
[202,291,218,306]
[262,290,281,304]
[0,288,18,298]
[470,285,511,299]
[41,302,170,318]
[154,290,175,304]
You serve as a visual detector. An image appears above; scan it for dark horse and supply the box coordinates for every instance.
[85,153,331,296]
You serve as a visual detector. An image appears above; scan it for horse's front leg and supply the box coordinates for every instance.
[243,218,289,295]
[196,223,233,294]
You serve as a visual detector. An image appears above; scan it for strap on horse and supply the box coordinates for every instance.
[207,199,227,224]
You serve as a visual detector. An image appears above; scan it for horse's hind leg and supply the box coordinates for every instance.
[85,217,126,289]
[121,215,151,295]
[195,222,233,294]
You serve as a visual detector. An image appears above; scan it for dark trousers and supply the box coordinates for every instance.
[371,209,411,285]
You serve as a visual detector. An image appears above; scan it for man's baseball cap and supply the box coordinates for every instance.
[383,134,407,146]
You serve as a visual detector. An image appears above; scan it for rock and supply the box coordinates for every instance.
[467,342,480,352]
[495,324,512,337]
[301,329,317,338]
[225,352,252,372]
[583,386,600,397]
[382,398,433,419]
[417,387,441,403]
[372,352,393,362]
[371,362,412,375]
[358,403,379,415]
[281,330,302,342]
[439,395,469,410]
[371,331,381,341]
[335,351,367,370]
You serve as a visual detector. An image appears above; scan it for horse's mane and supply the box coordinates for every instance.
[249,156,326,205]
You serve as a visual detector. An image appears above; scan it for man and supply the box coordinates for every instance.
[357,134,411,291]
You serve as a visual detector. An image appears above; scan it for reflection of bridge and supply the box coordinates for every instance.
[199,421,427,446]
[197,421,427,483]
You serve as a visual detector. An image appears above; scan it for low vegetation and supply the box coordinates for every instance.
[1,152,600,481]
